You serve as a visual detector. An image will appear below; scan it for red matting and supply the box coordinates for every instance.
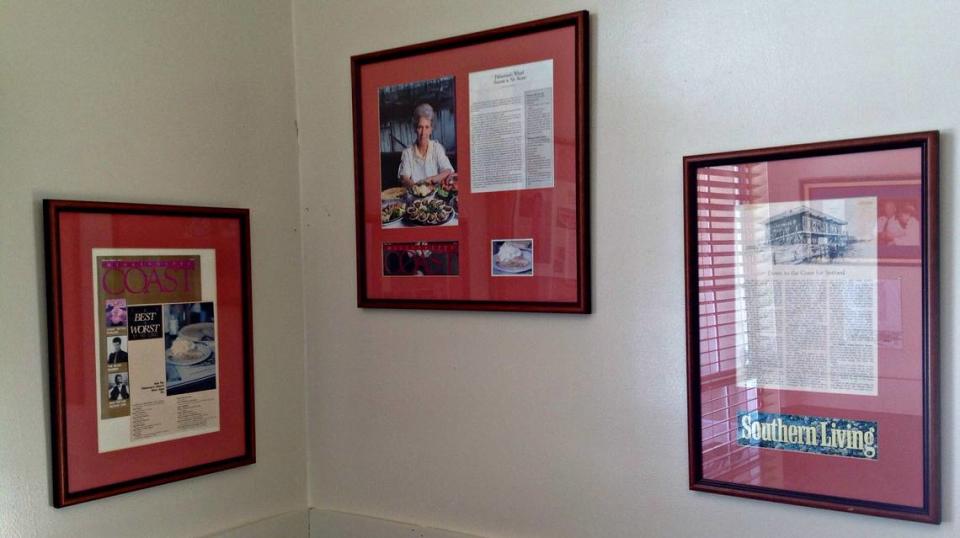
[356,21,583,306]
[57,211,249,494]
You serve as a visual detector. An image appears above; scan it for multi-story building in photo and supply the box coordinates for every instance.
[765,206,848,263]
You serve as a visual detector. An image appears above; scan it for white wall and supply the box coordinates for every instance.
[295,1,957,537]
[0,2,307,537]
[2,1,956,537]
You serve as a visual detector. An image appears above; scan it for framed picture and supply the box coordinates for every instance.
[44,199,255,507]
[683,132,939,522]
[351,11,589,312]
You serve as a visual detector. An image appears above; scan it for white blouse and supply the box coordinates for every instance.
[398,140,453,182]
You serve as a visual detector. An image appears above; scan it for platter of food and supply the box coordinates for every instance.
[403,198,454,226]
[381,187,406,201]
[381,201,405,224]
[178,322,215,342]
[167,339,213,365]
[408,182,435,198]
[434,175,458,201]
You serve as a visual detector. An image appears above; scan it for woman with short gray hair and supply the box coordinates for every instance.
[398,103,455,188]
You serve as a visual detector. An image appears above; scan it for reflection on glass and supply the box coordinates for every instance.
[695,147,927,508]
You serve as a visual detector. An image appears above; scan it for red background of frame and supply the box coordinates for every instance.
[357,25,580,303]
[56,211,249,494]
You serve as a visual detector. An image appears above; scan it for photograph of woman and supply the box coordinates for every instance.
[378,76,456,190]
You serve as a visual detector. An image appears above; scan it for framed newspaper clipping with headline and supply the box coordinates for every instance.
[683,131,939,523]
[351,11,590,313]
[44,199,255,507]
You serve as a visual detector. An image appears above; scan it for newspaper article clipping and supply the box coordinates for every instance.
[468,59,554,193]
[734,197,879,396]
[93,249,220,453]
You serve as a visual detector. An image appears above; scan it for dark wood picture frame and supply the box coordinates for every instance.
[45,199,255,507]
[683,131,939,522]
[351,11,590,313]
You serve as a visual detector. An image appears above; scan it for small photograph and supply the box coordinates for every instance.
[107,372,129,401]
[754,198,876,266]
[379,76,456,189]
[104,298,127,327]
[383,241,459,276]
[379,76,459,229]
[106,335,128,365]
[492,239,534,276]
[877,198,920,247]
[163,302,216,396]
